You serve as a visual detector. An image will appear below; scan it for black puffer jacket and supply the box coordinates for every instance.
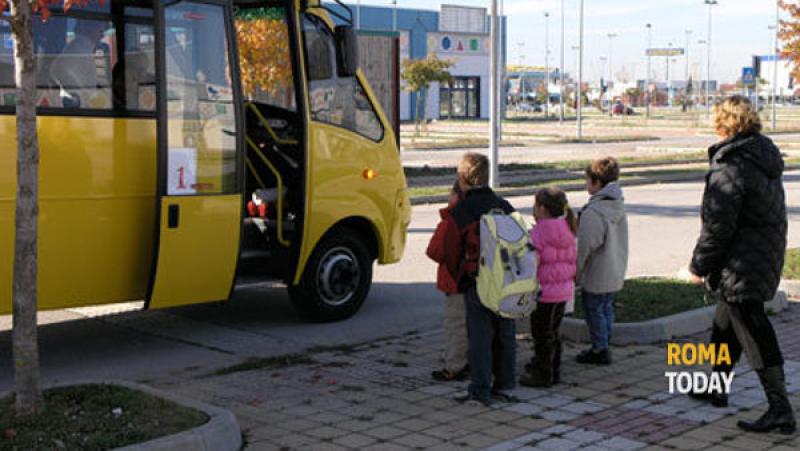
[691,132,787,304]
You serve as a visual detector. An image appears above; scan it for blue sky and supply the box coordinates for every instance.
[352,0,782,83]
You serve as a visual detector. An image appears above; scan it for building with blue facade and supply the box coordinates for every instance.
[328,3,507,121]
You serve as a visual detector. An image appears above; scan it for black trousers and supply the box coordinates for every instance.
[529,302,566,378]
[710,301,784,373]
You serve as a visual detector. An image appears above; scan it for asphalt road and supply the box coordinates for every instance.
[2,173,800,391]
[401,132,800,168]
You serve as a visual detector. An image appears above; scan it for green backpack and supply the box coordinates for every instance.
[476,210,538,319]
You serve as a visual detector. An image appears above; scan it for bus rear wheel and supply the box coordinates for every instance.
[288,230,373,322]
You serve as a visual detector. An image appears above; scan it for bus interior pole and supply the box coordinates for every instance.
[577,0,584,140]
[489,0,499,188]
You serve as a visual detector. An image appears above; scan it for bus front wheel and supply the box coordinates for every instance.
[288,230,373,322]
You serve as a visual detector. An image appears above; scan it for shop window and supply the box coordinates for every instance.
[303,14,383,142]
[439,76,480,119]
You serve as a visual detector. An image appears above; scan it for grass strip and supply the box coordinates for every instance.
[570,278,709,323]
[0,384,208,450]
[784,248,800,280]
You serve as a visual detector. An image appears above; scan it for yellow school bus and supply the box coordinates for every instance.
[0,0,410,321]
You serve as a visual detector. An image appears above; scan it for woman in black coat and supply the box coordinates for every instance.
[689,95,794,434]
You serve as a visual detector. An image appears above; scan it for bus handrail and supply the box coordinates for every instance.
[245,157,266,190]
[246,102,299,146]
[246,136,291,247]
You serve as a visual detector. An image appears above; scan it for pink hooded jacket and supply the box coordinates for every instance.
[531,218,577,303]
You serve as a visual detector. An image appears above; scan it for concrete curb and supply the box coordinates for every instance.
[560,291,789,345]
[780,280,800,299]
[109,380,242,451]
[0,380,242,451]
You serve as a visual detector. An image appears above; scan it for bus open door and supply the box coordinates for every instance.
[147,1,243,309]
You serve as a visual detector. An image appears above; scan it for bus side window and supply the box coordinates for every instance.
[303,15,383,142]
[44,17,114,109]
[0,9,155,114]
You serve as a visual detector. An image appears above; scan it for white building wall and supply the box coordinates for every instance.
[428,32,491,119]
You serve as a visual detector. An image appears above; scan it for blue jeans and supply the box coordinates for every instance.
[465,286,516,402]
[582,291,615,351]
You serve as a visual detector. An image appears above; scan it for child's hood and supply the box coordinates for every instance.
[532,218,575,249]
[584,182,626,224]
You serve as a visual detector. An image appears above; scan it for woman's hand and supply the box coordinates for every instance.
[689,273,704,286]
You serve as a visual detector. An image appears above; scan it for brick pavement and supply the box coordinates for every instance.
[157,303,800,450]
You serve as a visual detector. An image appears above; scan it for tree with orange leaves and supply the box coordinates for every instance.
[235,9,293,104]
[779,1,800,84]
[0,0,101,415]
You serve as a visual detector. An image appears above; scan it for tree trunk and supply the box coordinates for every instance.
[10,0,43,415]
[414,90,422,137]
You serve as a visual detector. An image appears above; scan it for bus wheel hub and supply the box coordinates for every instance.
[318,248,360,306]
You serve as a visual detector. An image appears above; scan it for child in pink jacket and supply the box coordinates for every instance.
[520,187,577,388]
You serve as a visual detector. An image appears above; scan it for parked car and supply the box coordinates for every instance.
[613,102,635,115]
[518,103,543,113]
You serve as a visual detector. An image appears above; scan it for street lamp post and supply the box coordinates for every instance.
[356,0,361,30]
[667,42,672,108]
[559,0,565,124]
[705,0,718,118]
[545,12,550,120]
[392,0,398,32]
[686,30,692,98]
[646,23,652,119]
[577,0,584,140]
[698,39,706,107]
[608,33,617,118]
[489,0,499,188]
[773,1,780,130]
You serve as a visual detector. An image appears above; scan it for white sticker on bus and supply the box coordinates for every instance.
[168,147,197,195]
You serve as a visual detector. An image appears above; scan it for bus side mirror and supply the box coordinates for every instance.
[335,25,359,77]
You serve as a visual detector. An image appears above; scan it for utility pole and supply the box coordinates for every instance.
[545,12,550,120]
[356,0,361,30]
[577,0,585,140]
[559,0,565,124]
[686,30,692,92]
[646,23,652,119]
[499,0,504,139]
[773,0,780,130]
[705,0,717,118]
[667,43,672,108]
[392,0,398,32]
[489,0,499,188]
[608,33,617,118]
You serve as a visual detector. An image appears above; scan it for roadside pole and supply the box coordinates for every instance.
[646,24,652,120]
[489,0,499,188]
[577,0,584,140]
[559,0,565,124]
[773,1,779,130]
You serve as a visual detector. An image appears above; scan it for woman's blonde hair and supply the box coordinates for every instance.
[713,95,762,137]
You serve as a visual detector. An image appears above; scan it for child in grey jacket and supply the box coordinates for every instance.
[575,157,629,365]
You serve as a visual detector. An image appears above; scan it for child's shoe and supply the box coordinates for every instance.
[519,370,553,388]
[576,348,612,365]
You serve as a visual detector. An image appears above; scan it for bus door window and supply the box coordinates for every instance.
[302,15,383,142]
[163,2,237,196]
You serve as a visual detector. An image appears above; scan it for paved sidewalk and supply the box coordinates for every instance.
[157,304,800,450]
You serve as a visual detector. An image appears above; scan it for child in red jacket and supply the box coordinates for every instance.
[426,181,469,381]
